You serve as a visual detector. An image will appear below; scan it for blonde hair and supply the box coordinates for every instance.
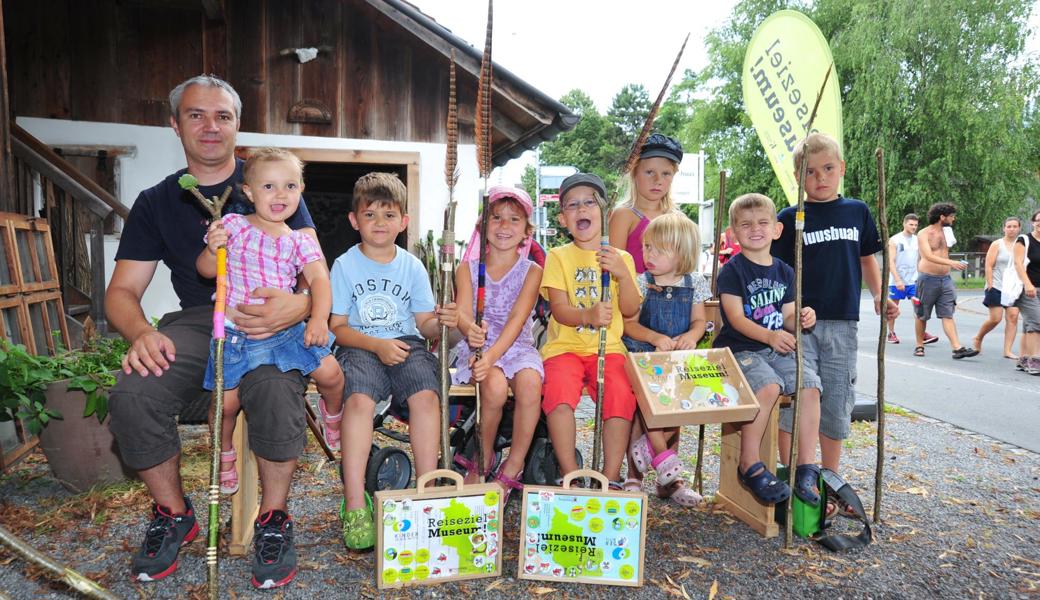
[643,211,700,274]
[618,157,680,213]
[792,132,843,170]
[728,193,777,226]
[243,147,304,184]
[353,172,407,213]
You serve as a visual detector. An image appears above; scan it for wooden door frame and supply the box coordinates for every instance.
[240,147,421,248]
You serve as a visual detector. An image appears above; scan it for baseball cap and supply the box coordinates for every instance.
[487,185,533,216]
[639,133,683,163]
[558,173,607,201]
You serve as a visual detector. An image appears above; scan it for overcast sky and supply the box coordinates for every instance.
[409,0,1040,185]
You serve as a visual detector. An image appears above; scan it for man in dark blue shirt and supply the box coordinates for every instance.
[106,75,313,588]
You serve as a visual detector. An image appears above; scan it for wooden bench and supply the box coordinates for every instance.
[713,395,792,538]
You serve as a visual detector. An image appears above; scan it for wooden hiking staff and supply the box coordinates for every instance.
[588,33,689,476]
[784,65,832,549]
[178,174,230,600]
[874,148,889,523]
[695,169,726,495]
[0,524,121,600]
[439,51,459,470]
[471,0,493,483]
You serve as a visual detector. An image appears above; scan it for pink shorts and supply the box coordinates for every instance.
[542,353,636,421]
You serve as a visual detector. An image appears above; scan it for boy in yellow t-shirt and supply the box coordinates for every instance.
[541,173,642,485]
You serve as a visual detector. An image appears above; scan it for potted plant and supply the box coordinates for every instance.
[0,331,132,492]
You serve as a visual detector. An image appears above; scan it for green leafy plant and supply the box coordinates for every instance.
[0,334,129,435]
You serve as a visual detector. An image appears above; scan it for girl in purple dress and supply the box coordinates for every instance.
[454,187,543,499]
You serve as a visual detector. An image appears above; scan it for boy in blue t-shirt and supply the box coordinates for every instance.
[715,193,823,507]
[772,133,899,485]
[329,172,455,552]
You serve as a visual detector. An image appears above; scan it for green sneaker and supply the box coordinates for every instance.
[341,492,375,552]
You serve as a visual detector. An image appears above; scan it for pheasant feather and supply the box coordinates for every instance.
[445,50,459,194]
[474,0,493,178]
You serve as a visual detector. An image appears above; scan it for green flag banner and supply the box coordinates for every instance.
[742,10,843,206]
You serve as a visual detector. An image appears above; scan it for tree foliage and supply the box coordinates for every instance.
[675,0,1039,240]
[534,0,1038,245]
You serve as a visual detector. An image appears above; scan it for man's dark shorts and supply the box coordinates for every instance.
[914,273,956,320]
[108,306,308,471]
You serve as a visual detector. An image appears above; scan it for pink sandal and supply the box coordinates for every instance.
[629,434,655,474]
[493,466,525,504]
[318,397,342,452]
[657,480,704,507]
[651,450,683,487]
[220,449,239,495]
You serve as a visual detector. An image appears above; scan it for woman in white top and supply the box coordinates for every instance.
[972,217,1022,358]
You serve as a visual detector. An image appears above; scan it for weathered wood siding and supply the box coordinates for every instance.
[4,0,484,144]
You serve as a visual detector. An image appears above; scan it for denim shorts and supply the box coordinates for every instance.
[203,321,334,390]
[733,347,821,397]
[779,320,858,440]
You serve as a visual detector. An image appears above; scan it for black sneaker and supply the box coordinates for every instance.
[131,497,199,582]
[251,510,297,589]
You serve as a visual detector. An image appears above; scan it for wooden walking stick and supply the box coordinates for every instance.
[178,174,230,600]
[874,148,889,523]
[471,0,493,483]
[0,524,121,600]
[588,33,689,476]
[784,65,832,549]
[439,51,460,470]
[695,170,726,495]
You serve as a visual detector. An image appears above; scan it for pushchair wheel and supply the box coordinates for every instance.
[365,446,412,493]
[523,437,583,485]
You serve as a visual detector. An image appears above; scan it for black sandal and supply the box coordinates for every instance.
[794,464,821,507]
[913,346,925,357]
[737,461,791,505]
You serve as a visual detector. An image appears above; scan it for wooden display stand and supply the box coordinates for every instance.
[714,402,780,538]
[624,348,759,428]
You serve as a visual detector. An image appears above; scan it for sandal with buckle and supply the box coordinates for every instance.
[628,434,655,474]
[220,448,239,495]
[794,464,821,507]
[622,477,643,492]
[453,453,491,484]
[492,465,524,505]
[913,346,925,357]
[651,449,684,487]
[318,396,343,452]
[737,461,790,505]
[657,480,704,507]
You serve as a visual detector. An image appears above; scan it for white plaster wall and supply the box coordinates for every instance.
[17,117,481,322]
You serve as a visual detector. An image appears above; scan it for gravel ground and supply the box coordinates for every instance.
[1,399,1038,600]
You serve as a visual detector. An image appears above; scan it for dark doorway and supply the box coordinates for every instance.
[301,162,408,263]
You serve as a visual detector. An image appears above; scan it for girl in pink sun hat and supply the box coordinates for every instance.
[453,186,544,501]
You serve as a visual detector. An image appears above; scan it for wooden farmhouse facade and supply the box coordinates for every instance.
[0,0,575,466]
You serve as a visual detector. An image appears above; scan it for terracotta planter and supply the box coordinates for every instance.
[37,377,134,493]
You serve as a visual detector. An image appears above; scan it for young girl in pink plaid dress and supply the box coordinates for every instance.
[197,148,344,494]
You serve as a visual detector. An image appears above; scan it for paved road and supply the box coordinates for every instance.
[852,289,1040,452]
